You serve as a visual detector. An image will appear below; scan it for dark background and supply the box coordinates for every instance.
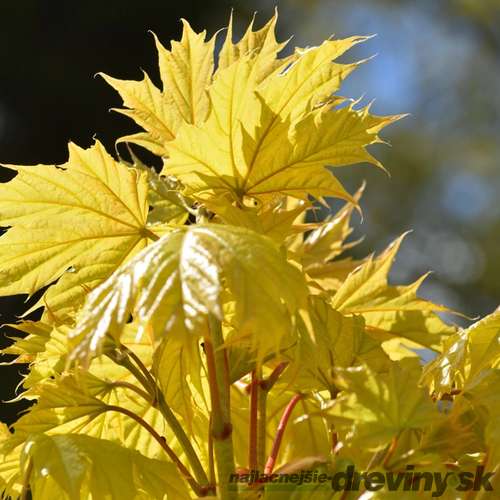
[1,0,500,425]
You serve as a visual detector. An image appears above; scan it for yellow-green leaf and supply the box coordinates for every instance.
[285,296,389,393]
[161,24,402,204]
[217,11,292,84]
[0,321,53,366]
[22,433,191,500]
[316,362,441,447]
[300,183,364,263]
[330,234,457,351]
[69,224,308,368]
[101,20,216,156]
[421,311,500,399]
[122,149,189,226]
[0,141,157,321]
[152,335,207,431]
[0,422,23,500]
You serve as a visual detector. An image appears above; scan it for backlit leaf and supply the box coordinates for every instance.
[0,141,157,321]
[316,362,441,447]
[217,11,292,84]
[0,423,23,500]
[300,183,364,263]
[330,234,457,351]
[69,224,308,368]
[22,433,191,500]
[421,312,500,399]
[152,335,207,431]
[164,60,401,204]
[284,296,389,393]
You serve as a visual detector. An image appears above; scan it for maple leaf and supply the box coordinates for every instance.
[152,335,208,432]
[458,370,500,473]
[164,59,402,205]
[330,234,457,351]
[121,148,190,226]
[283,296,390,394]
[68,224,309,369]
[0,423,23,500]
[0,141,161,321]
[421,311,500,399]
[316,362,442,447]
[0,321,52,366]
[105,12,403,206]
[204,197,308,245]
[299,183,364,263]
[22,433,191,500]
[217,12,292,84]
[100,20,216,157]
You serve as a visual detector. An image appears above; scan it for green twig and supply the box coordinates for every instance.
[108,380,155,405]
[205,314,236,500]
[106,347,212,492]
[20,457,33,500]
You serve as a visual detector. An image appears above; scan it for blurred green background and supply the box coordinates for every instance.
[1,0,499,423]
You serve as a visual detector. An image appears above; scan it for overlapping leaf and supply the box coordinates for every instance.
[300,187,362,263]
[5,374,114,451]
[104,12,402,205]
[330,234,457,351]
[0,321,53,366]
[69,224,308,368]
[164,44,402,204]
[450,370,500,481]
[284,296,389,393]
[421,311,500,399]
[101,21,216,156]
[152,335,207,431]
[121,149,189,226]
[0,423,23,500]
[205,198,308,244]
[22,433,190,500]
[103,13,291,159]
[217,12,292,83]
[316,362,441,447]
[0,141,159,321]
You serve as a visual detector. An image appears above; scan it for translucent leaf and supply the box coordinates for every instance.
[330,234,457,351]
[457,369,500,475]
[217,11,292,84]
[164,51,402,203]
[6,375,108,450]
[0,423,23,500]
[205,198,308,244]
[69,224,308,368]
[284,296,389,393]
[305,257,368,293]
[22,433,191,500]
[0,321,52,366]
[0,141,157,321]
[121,150,189,226]
[316,362,442,447]
[101,20,216,156]
[300,183,364,263]
[152,335,207,431]
[421,311,500,398]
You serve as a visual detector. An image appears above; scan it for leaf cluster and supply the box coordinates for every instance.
[0,11,498,500]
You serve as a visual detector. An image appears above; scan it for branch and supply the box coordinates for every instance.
[205,314,236,500]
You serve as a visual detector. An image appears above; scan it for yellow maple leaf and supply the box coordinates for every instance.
[0,141,160,321]
[330,234,458,351]
[104,13,404,207]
